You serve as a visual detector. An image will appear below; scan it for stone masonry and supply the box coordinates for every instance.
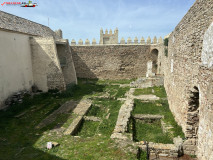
[71,45,163,79]
[0,11,59,38]
[162,0,213,159]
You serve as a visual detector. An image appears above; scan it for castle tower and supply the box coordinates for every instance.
[99,28,118,44]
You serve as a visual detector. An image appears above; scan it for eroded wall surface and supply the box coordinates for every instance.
[30,37,66,91]
[162,0,213,158]
[71,45,163,79]
[197,21,213,160]
[0,30,33,109]
[56,40,77,85]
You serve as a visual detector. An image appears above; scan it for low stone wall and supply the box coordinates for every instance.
[130,76,164,88]
[71,45,163,79]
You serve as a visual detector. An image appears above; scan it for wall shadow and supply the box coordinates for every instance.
[0,78,104,160]
[71,50,98,79]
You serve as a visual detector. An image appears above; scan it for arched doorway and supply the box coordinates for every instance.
[150,49,158,74]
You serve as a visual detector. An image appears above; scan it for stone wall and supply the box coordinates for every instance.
[197,21,213,159]
[0,30,34,109]
[71,45,163,79]
[162,0,213,158]
[56,39,77,85]
[30,37,66,91]
[0,11,58,38]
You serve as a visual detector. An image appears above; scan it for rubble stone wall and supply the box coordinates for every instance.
[71,45,163,79]
[162,0,213,158]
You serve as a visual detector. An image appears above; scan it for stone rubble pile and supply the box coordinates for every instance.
[4,90,31,106]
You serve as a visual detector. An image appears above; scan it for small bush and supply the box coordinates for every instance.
[164,48,168,57]
[164,38,169,46]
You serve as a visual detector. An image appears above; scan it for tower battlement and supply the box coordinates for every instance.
[99,28,118,44]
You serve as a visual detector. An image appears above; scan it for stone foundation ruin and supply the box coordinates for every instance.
[0,0,213,159]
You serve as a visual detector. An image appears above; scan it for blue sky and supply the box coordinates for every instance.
[1,0,195,43]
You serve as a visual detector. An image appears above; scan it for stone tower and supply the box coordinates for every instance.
[99,28,118,44]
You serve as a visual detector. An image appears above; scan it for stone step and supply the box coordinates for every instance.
[64,116,83,135]
[36,100,78,129]
[63,99,92,135]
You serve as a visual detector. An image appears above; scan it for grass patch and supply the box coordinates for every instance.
[97,79,135,85]
[133,99,185,138]
[93,99,122,137]
[115,87,130,98]
[0,78,139,160]
[134,120,173,144]
[134,86,167,98]
[76,120,99,137]
[86,105,105,117]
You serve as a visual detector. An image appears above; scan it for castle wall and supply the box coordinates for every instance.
[0,30,34,109]
[197,22,213,160]
[30,37,66,92]
[71,45,163,79]
[162,0,213,158]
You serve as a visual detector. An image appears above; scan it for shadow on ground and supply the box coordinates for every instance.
[0,79,104,160]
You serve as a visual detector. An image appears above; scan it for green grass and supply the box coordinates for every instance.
[133,99,184,139]
[34,135,137,160]
[0,78,139,160]
[97,79,135,85]
[76,120,100,137]
[134,86,167,98]
[86,105,105,117]
[134,120,173,144]
[115,87,130,98]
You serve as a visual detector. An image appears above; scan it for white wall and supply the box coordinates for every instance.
[0,30,34,109]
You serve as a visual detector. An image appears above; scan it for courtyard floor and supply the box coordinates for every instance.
[0,78,195,160]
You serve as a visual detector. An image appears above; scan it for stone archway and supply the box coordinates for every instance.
[150,49,158,74]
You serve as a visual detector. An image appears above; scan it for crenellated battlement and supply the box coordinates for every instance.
[71,28,163,46]
[71,36,163,46]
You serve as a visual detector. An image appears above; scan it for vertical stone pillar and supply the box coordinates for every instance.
[146,60,155,77]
